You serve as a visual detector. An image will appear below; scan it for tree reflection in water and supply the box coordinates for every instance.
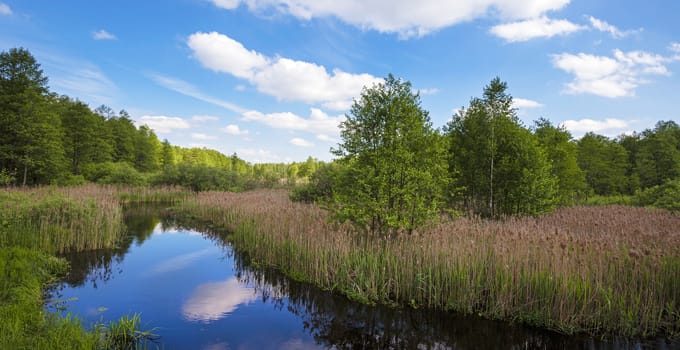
[231,252,674,350]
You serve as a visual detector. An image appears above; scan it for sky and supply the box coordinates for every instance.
[1,0,679,163]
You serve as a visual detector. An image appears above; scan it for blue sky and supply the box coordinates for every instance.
[1,0,679,162]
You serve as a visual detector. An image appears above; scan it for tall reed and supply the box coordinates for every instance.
[174,190,680,339]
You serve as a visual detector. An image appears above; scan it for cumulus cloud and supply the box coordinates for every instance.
[418,88,440,95]
[587,16,640,39]
[93,29,117,40]
[191,133,217,140]
[289,138,313,147]
[490,16,585,42]
[512,98,544,108]
[221,124,249,135]
[188,32,379,110]
[138,115,191,133]
[213,0,571,38]
[561,118,631,137]
[241,108,345,137]
[552,49,674,98]
[0,3,11,15]
[148,73,247,113]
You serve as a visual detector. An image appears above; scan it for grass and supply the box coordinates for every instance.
[0,184,180,349]
[173,189,680,339]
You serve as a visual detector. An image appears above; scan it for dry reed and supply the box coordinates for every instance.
[174,190,680,338]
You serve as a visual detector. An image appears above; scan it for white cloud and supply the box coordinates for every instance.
[138,115,191,133]
[513,98,544,108]
[191,133,217,140]
[148,73,247,113]
[213,0,571,38]
[418,88,440,95]
[587,16,639,39]
[491,16,585,42]
[561,118,631,137]
[221,124,249,135]
[669,42,680,54]
[0,3,11,15]
[147,248,214,275]
[182,277,257,322]
[192,115,220,122]
[92,29,116,40]
[289,138,313,147]
[236,148,282,162]
[37,52,117,105]
[552,49,674,98]
[316,134,338,143]
[188,32,379,110]
[242,107,345,137]
[211,0,241,10]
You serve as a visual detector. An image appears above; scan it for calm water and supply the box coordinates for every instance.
[48,209,678,349]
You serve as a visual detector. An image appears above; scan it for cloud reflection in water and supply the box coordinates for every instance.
[182,277,257,322]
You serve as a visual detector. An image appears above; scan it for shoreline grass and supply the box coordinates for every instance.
[173,189,680,340]
[0,184,180,349]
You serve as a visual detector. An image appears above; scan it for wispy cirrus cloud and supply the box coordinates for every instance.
[92,29,116,40]
[147,72,247,113]
[0,2,12,15]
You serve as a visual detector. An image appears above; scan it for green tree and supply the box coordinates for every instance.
[104,110,137,164]
[577,132,630,195]
[445,78,556,216]
[0,48,65,185]
[331,74,448,235]
[160,139,175,167]
[57,97,112,175]
[134,125,160,172]
[635,121,680,189]
[534,118,587,204]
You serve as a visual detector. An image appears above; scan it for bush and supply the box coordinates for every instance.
[150,163,245,192]
[636,179,680,211]
[82,162,147,186]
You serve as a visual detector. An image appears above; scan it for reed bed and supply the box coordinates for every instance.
[175,190,680,339]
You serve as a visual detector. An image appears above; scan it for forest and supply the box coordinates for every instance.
[2,47,678,227]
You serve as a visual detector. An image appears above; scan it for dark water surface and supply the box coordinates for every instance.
[48,209,678,349]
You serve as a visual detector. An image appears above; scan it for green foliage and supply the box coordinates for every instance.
[534,118,587,205]
[635,178,680,211]
[0,247,99,349]
[290,162,341,203]
[95,313,159,350]
[82,162,147,186]
[577,133,630,196]
[331,74,448,234]
[445,78,557,217]
[635,121,680,189]
[151,163,246,191]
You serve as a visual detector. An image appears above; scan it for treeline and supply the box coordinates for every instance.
[295,76,679,233]
[0,48,322,190]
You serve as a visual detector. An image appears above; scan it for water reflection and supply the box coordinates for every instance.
[182,277,257,322]
[53,210,679,350]
[233,254,678,350]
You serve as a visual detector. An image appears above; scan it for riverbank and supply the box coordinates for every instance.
[0,185,185,349]
[173,189,680,340]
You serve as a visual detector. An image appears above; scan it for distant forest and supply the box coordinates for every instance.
[1,47,679,214]
[0,48,322,191]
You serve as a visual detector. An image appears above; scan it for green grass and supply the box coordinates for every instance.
[0,185,174,349]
